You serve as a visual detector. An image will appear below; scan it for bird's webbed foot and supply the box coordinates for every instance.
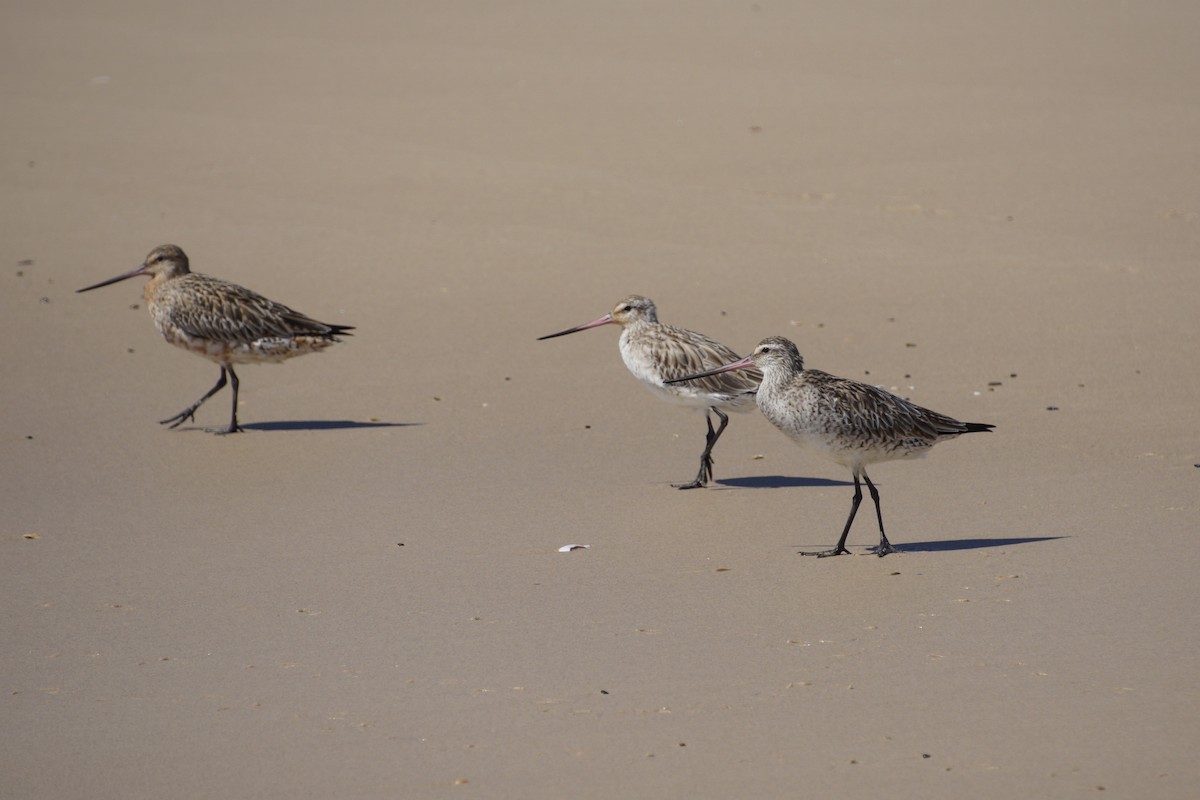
[673,456,713,490]
[868,541,898,557]
[159,408,198,429]
[798,546,851,558]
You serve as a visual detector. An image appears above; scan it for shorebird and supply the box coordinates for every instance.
[667,336,994,555]
[77,244,353,434]
[538,295,761,489]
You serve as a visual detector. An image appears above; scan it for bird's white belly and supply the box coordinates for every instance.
[638,376,719,409]
[157,322,328,366]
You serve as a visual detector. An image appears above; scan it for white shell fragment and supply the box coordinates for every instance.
[558,544,591,552]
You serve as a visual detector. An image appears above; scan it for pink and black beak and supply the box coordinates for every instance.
[537,313,615,340]
[664,354,755,384]
[77,262,150,293]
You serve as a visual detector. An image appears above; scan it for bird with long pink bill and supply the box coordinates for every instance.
[77,244,353,434]
[538,295,761,489]
[667,336,994,556]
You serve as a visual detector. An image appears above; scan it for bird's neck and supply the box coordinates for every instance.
[758,367,799,398]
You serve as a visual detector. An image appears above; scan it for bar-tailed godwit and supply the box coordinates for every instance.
[538,295,761,488]
[78,244,353,434]
[667,336,993,555]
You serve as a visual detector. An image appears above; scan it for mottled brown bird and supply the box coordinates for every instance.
[78,244,353,434]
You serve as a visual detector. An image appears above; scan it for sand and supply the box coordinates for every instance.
[3,2,1198,797]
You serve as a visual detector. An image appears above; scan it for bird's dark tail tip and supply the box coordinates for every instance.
[964,422,995,433]
[328,324,355,337]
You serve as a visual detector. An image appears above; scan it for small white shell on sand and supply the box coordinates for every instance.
[558,544,590,552]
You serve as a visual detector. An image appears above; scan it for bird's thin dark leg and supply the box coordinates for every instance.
[160,368,228,429]
[674,407,728,490]
[708,407,730,466]
[673,412,715,489]
[214,366,243,435]
[800,471,860,557]
[863,472,896,556]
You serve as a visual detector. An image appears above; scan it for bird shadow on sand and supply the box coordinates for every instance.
[891,536,1065,552]
[234,420,422,432]
[716,475,854,489]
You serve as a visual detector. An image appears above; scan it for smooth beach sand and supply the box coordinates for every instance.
[3,2,1198,797]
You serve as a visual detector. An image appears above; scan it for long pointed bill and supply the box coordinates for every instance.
[76,262,150,293]
[665,354,755,384]
[536,313,614,340]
